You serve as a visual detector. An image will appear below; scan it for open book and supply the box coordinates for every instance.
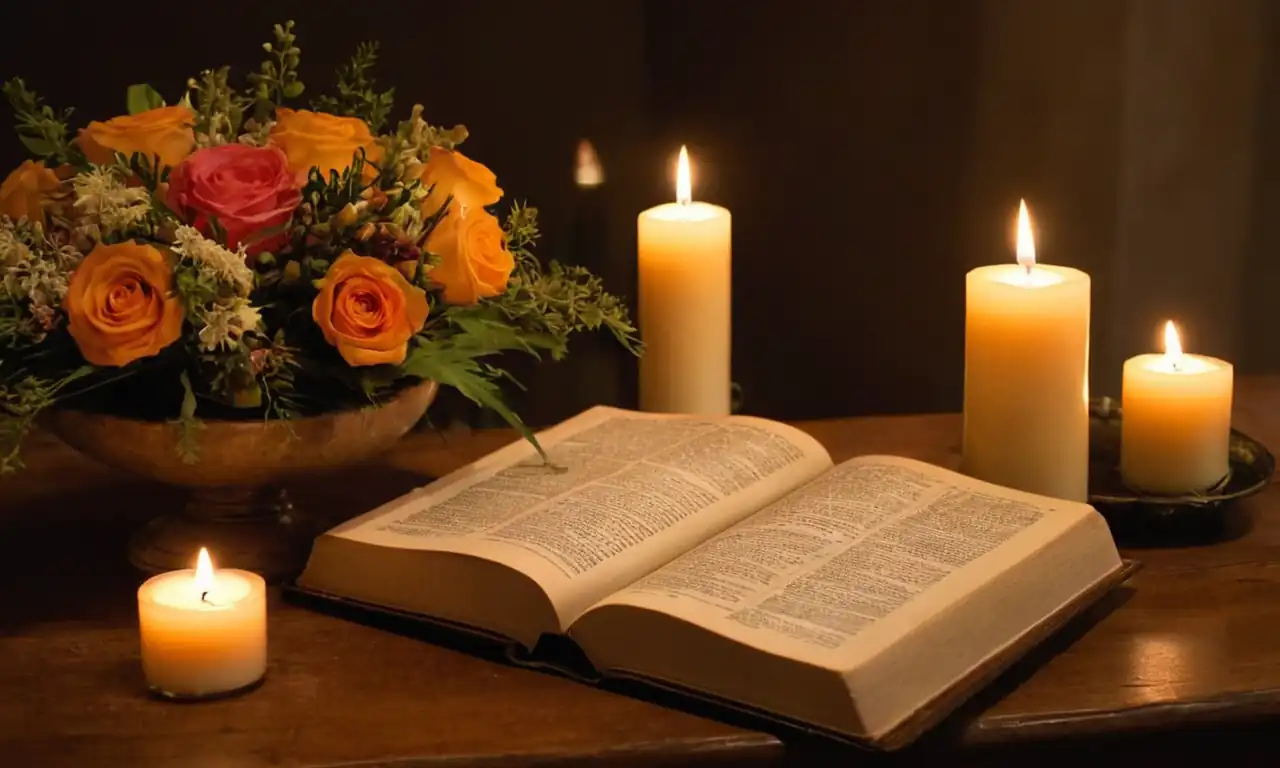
[297,406,1130,748]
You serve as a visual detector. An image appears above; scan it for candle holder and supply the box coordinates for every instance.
[1087,397,1274,546]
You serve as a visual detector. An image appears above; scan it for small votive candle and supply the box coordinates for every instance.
[137,548,267,699]
[1121,321,1234,494]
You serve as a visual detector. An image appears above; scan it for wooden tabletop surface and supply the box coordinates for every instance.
[5,377,1280,766]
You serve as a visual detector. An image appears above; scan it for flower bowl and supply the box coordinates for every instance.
[44,380,438,582]
[2,19,639,576]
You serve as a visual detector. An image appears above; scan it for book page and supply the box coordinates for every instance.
[325,406,833,629]
[582,454,1108,667]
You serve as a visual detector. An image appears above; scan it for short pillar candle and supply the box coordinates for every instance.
[1121,321,1234,494]
[137,548,267,699]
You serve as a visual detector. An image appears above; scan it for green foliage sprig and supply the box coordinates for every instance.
[186,66,248,142]
[481,203,640,358]
[301,149,376,213]
[247,21,304,121]
[257,334,303,421]
[379,105,469,186]
[311,41,396,132]
[1,367,94,474]
[1,78,79,165]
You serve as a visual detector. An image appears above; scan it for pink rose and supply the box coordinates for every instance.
[167,144,301,257]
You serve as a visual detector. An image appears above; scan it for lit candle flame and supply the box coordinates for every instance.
[1163,320,1183,368]
[1016,198,1035,272]
[194,547,215,594]
[675,145,692,205]
[574,139,603,187]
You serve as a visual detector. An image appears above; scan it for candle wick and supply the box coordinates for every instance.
[200,591,211,604]
[1024,262,1032,276]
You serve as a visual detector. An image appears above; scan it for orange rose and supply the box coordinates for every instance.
[0,160,61,228]
[269,108,381,181]
[419,146,502,218]
[77,105,196,171]
[424,207,513,305]
[312,251,429,366]
[64,241,184,367]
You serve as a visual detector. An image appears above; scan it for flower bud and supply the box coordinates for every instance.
[334,203,359,229]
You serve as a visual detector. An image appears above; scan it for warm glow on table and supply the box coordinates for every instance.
[1121,321,1233,494]
[962,200,1091,501]
[137,548,267,699]
[637,146,732,414]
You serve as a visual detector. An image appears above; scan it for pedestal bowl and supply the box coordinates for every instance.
[44,381,438,582]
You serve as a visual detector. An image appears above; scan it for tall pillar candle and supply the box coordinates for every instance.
[1120,321,1233,494]
[637,146,732,414]
[962,200,1091,501]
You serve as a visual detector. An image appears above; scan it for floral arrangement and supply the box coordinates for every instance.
[0,21,637,473]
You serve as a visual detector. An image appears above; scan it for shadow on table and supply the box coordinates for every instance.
[0,462,429,634]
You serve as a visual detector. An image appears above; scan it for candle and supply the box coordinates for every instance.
[637,146,732,414]
[1121,321,1233,494]
[574,138,604,189]
[570,140,608,274]
[961,200,1091,501]
[137,548,267,699]
[565,139,626,409]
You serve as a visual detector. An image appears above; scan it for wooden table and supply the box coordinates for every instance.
[6,378,1280,767]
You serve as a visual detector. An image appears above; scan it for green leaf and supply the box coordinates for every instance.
[58,366,95,390]
[282,81,305,99]
[18,135,56,157]
[400,341,547,462]
[126,84,165,115]
[171,370,204,465]
[444,306,563,358]
[178,372,198,421]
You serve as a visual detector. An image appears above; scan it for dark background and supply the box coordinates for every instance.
[4,0,1276,427]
